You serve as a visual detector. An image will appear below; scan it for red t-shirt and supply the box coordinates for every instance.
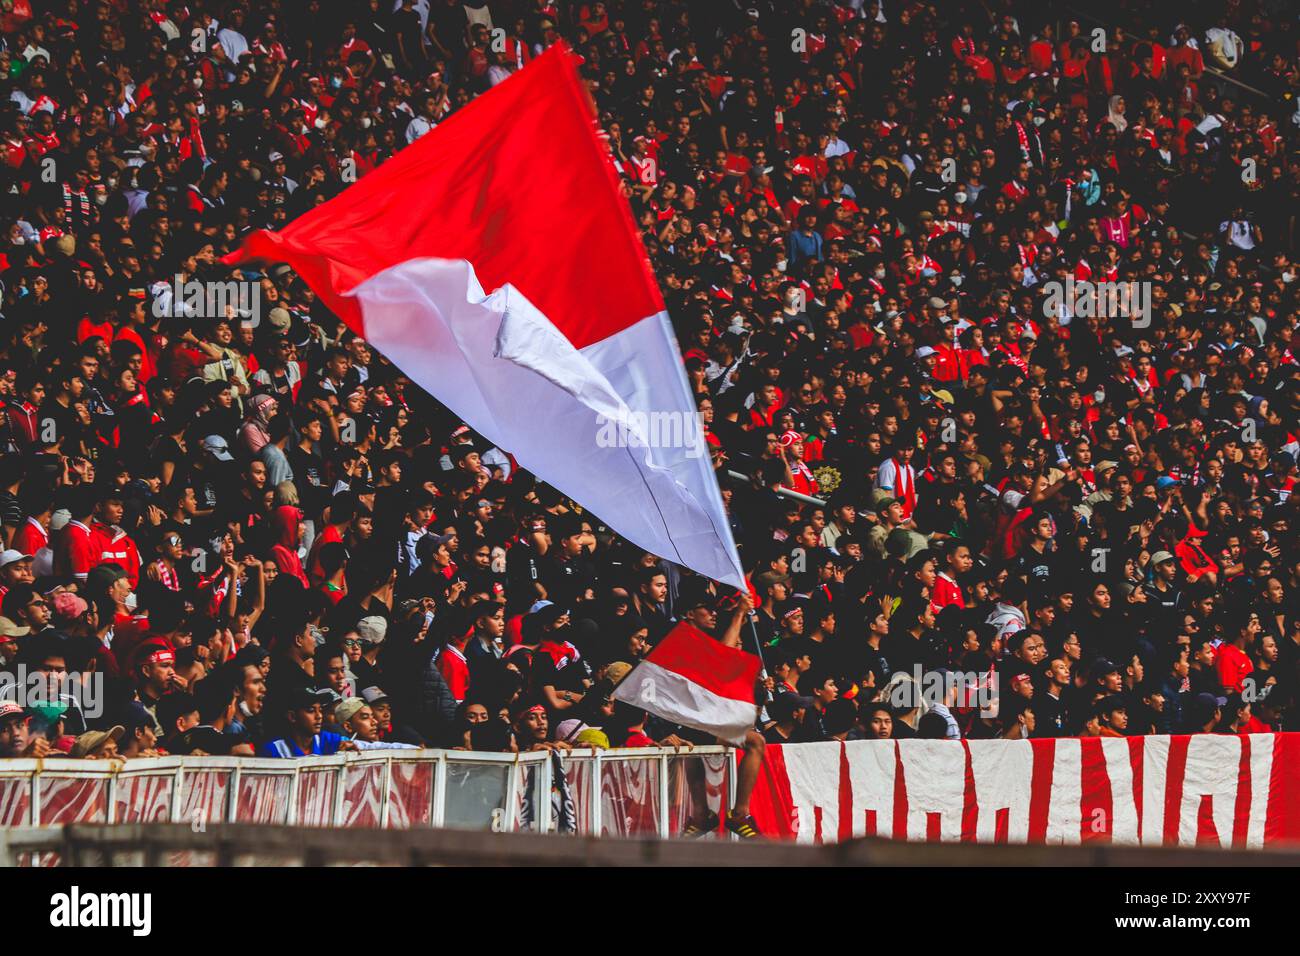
[437,645,470,702]
[56,521,97,580]
[1214,643,1253,694]
[11,518,47,557]
[932,573,965,610]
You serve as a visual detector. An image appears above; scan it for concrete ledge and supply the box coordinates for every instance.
[5,823,1297,867]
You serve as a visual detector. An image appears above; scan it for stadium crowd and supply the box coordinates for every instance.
[0,0,1297,829]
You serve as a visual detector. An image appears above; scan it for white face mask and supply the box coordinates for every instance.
[192,76,203,89]
[954,191,967,204]
[1033,116,1046,126]
[960,103,971,115]
[873,267,886,280]
[1283,271,1295,284]
[360,116,372,129]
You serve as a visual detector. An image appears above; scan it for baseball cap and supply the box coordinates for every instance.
[360,686,390,706]
[0,701,25,721]
[754,570,792,591]
[1089,658,1121,681]
[202,435,235,461]
[266,307,292,331]
[355,616,387,645]
[285,686,335,709]
[335,698,368,726]
[0,550,32,569]
[605,661,633,684]
[0,617,30,639]
[70,725,124,758]
[530,603,568,628]
[915,346,936,359]
[1149,550,1176,566]
[778,430,802,447]
[120,701,154,733]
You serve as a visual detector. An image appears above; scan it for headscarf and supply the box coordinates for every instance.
[1106,95,1127,133]
[238,393,278,455]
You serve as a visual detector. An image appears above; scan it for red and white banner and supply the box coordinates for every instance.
[613,622,762,746]
[750,735,1300,847]
[225,43,745,589]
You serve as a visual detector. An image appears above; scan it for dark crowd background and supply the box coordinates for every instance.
[0,0,1296,761]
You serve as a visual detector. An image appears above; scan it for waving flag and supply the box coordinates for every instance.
[612,622,762,746]
[224,43,743,589]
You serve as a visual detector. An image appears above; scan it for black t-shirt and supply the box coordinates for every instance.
[529,643,590,697]
[288,444,328,516]
[1016,545,1055,586]
[391,8,424,60]
[1033,690,1068,738]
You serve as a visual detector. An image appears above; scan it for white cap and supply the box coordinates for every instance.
[356,616,388,645]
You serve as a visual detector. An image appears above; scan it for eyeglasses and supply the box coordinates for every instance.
[343,639,361,648]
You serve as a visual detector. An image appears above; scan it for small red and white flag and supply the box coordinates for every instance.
[224,43,745,589]
[612,622,761,746]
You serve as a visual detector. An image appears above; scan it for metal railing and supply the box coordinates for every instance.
[0,746,735,846]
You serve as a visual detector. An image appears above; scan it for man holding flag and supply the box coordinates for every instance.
[612,583,767,839]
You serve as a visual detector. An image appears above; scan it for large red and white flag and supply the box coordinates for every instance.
[224,44,745,589]
[612,622,762,746]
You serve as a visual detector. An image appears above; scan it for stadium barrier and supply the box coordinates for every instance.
[6,733,1300,859]
[0,747,735,847]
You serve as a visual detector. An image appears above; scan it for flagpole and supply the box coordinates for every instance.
[747,616,770,729]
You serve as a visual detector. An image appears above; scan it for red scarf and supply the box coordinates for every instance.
[893,458,916,517]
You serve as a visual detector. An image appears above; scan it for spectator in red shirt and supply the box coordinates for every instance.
[1213,610,1257,695]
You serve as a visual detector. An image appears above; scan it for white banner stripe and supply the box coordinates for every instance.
[611,659,757,746]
